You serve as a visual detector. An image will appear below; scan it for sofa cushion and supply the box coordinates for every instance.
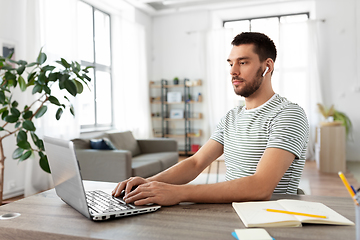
[131,158,162,178]
[107,131,141,157]
[72,133,109,149]
[90,138,117,150]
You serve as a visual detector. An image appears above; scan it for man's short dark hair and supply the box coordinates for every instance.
[231,32,277,63]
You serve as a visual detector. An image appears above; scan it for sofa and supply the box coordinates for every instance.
[71,130,178,183]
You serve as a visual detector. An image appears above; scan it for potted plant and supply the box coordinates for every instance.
[173,77,179,85]
[0,49,92,205]
[317,103,353,138]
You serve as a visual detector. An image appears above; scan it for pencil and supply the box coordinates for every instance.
[338,171,359,206]
[265,209,327,218]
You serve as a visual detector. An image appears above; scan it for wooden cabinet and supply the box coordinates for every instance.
[315,125,346,173]
[150,79,202,155]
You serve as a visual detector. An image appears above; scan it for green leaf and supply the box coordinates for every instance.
[82,74,91,81]
[36,139,44,151]
[37,52,47,65]
[48,96,61,106]
[41,65,55,72]
[10,107,20,117]
[31,132,39,145]
[16,65,25,75]
[4,115,19,123]
[64,80,77,96]
[70,104,75,117]
[32,84,42,94]
[4,72,16,81]
[22,120,36,131]
[73,79,83,94]
[18,60,27,66]
[17,140,31,149]
[15,122,21,128]
[43,85,51,94]
[0,126,4,131]
[39,155,51,173]
[22,110,33,119]
[1,110,9,120]
[48,72,58,81]
[27,62,38,67]
[38,72,46,84]
[60,58,70,68]
[11,101,18,108]
[56,107,63,120]
[17,130,27,143]
[35,105,47,119]
[19,150,32,161]
[0,91,5,104]
[27,72,36,81]
[0,107,7,115]
[59,73,70,89]
[18,75,27,91]
[12,148,24,159]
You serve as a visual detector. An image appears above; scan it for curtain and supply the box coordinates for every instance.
[277,20,324,160]
[112,17,152,139]
[25,0,80,197]
[203,29,233,140]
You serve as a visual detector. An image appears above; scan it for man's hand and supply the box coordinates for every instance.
[122,181,184,206]
[112,177,149,197]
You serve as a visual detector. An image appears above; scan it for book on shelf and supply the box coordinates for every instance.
[232,199,354,228]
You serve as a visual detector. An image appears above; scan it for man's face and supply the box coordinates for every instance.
[227,44,264,98]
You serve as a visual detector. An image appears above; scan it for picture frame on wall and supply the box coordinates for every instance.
[0,39,16,66]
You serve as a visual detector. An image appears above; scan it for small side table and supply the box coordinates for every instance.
[315,125,346,173]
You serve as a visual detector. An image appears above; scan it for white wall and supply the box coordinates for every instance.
[151,0,360,161]
[0,0,31,199]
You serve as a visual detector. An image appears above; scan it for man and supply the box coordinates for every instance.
[112,32,309,206]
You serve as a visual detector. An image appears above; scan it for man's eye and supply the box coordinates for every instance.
[240,62,246,65]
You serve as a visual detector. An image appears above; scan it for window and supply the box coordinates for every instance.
[77,1,113,129]
[223,13,309,108]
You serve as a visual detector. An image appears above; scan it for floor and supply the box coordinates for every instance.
[3,158,359,205]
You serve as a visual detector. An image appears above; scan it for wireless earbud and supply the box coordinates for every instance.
[262,67,269,77]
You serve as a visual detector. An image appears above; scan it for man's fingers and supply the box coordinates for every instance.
[134,197,154,206]
[124,191,153,204]
[112,181,127,197]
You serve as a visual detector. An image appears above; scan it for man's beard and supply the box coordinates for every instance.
[232,67,263,97]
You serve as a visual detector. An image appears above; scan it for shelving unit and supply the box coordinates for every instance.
[150,79,202,155]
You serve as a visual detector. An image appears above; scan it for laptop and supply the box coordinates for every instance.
[43,136,161,221]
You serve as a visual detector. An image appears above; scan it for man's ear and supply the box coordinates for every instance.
[265,58,275,75]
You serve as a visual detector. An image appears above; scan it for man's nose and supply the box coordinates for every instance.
[230,64,239,76]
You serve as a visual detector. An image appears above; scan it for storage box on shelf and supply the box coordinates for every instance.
[150,79,203,155]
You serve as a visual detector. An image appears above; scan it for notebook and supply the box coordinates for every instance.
[232,199,354,227]
[43,136,161,221]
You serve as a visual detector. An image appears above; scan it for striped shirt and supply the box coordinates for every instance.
[210,94,309,194]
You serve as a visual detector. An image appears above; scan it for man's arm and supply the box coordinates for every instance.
[112,139,223,197]
[122,147,295,205]
[147,139,224,184]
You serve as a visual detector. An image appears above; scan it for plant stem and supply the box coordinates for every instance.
[0,138,5,205]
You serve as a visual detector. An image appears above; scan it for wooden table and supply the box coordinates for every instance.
[0,181,356,240]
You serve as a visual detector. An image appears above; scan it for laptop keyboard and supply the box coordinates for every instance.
[86,190,134,214]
